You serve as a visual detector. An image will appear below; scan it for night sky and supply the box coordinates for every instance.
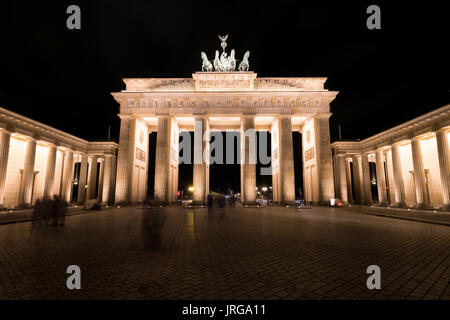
[1,0,449,194]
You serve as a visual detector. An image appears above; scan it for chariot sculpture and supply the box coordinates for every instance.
[200,35,250,72]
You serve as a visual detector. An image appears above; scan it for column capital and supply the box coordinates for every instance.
[0,127,11,134]
[314,113,332,119]
[23,135,37,142]
[41,141,56,148]
[390,140,405,147]
[435,126,450,134]
[241,114,256,120]
[193,115,207,121]
[375,145,388,152]
[118,114,133,121]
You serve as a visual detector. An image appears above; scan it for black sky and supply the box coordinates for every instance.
[1,0,449,143]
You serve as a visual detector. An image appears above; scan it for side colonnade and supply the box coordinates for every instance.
[332,104,450,210]
[0,107,118,209]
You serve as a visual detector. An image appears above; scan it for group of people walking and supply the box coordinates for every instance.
[32,197,67,227]
[207,194,236,214]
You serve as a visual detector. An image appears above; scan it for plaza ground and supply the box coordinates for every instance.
[0,205,449,300]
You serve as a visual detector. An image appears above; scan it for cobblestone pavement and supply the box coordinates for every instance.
[0,206,449,300]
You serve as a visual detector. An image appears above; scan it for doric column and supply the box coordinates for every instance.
[77,153,88,204]
[193,116,208,205]
[0,129,11,207]
[101,155,113,204]
[279,116,296,204]
[345,157,353,203]
[336,154,348,203]
[361,153,372,204]
[435,128,450,210]
[375,148,388,205]
[314,115,335,204]
[87,156,98,200]
[351,154,364,204]
[154,116,170,203]
[241,115,256,205]
[97,158,105,202]
[18,137,37,207]
[411,137,429,208]
[115,115,133,203]
[391,142,406,207]
[42,144,57,199]
[110,154,117,203]
[61,149,74,203]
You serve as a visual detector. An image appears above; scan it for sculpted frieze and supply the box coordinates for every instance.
[126,96,329,110]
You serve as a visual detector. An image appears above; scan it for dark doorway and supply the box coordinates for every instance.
[256,131,271,199]
[292,132,304,200]
[147,132,157,199]
[178,131,194,197]
[370,162,378,201]
[71,162,81,202]
[209,131,240,194]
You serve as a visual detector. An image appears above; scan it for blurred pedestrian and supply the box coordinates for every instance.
[32,199,42,228]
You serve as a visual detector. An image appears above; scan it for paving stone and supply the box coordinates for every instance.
[0,206,449,300]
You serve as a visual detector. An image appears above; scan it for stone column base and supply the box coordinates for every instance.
[395,202,407,208]
[414,203,429,209]
[280,201,297,207]
[440,205,450,212]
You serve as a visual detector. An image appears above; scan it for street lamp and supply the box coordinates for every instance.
[188,186,194,192]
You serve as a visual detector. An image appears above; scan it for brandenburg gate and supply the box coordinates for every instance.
[111,37,338,205]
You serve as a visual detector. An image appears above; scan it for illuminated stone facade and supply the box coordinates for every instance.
[3,79,447,210]
[112,72,338,205]
[0,107,118,209]
[332,104,450,210]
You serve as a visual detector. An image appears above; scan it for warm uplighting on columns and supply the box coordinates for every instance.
[351,154,364,204]
[241,115,256,205]
[18,137,37,207]
[87,155,98,200]
[154,116,170,203]
[336,154,348,203]
[101,155,113,204]
[115,115,133,204]
[278,116,296,205]
[314,115,335,204]
[361,153,372,204]
[193,116,208,205]
[61,149,74,203]
[435,128,450,210]
[391,142,406,207]
[43,143,57,199]
[0,129,11,208]
[375,148,388,205]
[410,137,429,208]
